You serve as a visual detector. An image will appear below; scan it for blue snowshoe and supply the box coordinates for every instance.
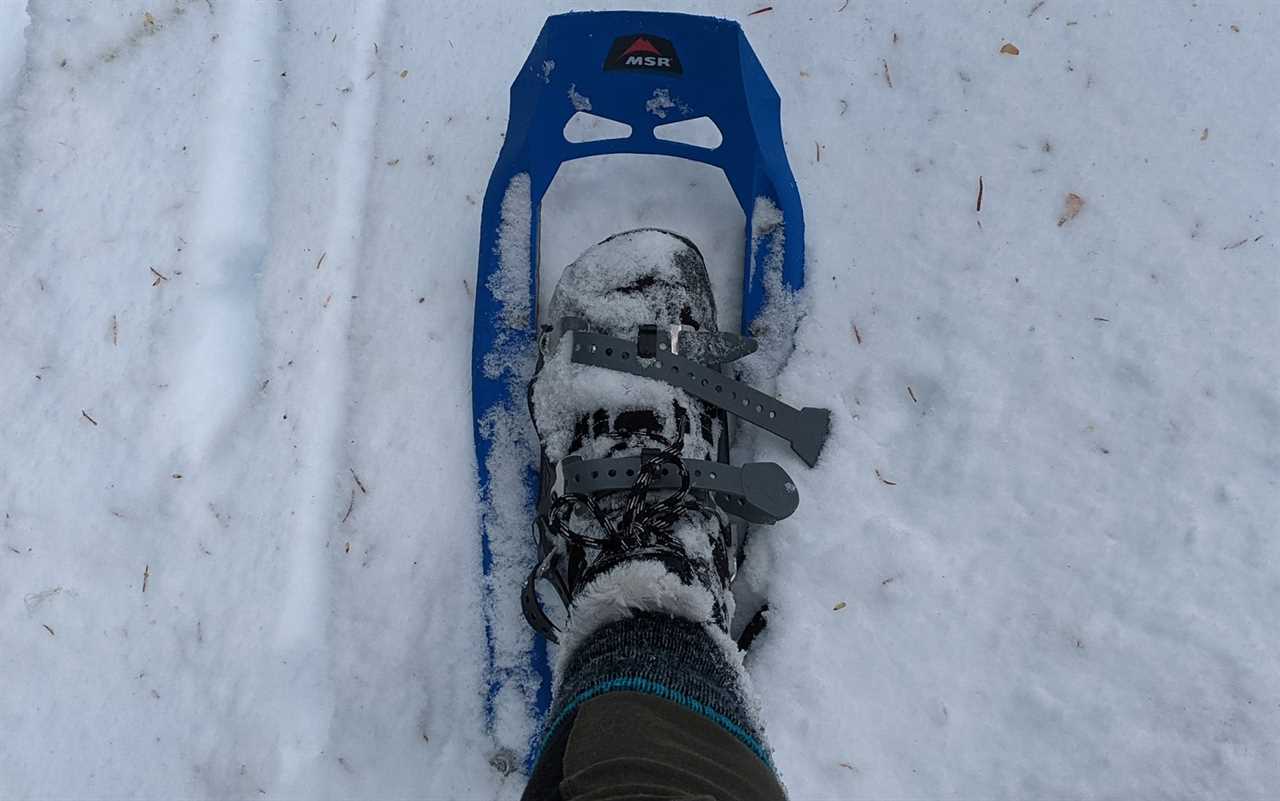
[470,11,827,764]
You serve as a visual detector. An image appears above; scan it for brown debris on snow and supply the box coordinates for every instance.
[1058,192,1085,226]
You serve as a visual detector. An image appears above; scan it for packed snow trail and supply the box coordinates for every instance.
[1,2,1278,799]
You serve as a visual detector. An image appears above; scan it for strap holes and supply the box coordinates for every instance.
[621,351,629,360]
[607,469,616,477]
[768,410,776,419]
[591,471,599,479]
[700,378,708,386]
[605,347,613,356]
[741,398,749,407]
[755,404,763,413]
[661,467,670,476]
[625,469,634,477]
[590,345,598,353]
[574,473,581,481]
[694,469,702,477]
[574,344,581,352]
[731,391,737,399]
[715,385,722,393]
[671,365,678,373]
[709,471,718,480]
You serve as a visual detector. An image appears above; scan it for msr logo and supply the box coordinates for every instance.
[604,34,683,75]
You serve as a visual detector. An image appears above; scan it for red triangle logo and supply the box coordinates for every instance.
[622,37,662,58]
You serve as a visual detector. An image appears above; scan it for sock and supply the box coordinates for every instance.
[542,611,773,769]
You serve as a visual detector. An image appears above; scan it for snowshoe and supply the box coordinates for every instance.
[470,10,822,761]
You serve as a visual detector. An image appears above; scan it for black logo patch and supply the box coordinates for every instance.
[604,34,683,75]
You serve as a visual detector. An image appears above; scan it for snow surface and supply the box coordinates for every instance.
[2,1,1278,800]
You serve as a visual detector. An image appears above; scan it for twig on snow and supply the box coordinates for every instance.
[341,489,356,523]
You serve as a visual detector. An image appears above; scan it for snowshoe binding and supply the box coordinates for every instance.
[522,229,829,648]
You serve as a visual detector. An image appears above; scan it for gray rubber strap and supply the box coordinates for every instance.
[569,330,831,467]
[557,455,799,524]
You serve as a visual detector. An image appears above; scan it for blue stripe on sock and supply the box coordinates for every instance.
[538,676,775,770]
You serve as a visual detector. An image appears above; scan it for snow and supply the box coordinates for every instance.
[530,341,702,463]
[556,558,717,670]
[2,1,1278,800]
[740,195,805,391]
[566,83,592,112]
[482,172,535,382]
[645,87,683,119]
[480,171,541,761]
[490,174,534,333]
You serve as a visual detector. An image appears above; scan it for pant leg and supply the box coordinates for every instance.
[522,691,787,801]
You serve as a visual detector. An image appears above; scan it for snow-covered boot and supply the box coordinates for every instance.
[527,229,736,651]
[524,228,828,652]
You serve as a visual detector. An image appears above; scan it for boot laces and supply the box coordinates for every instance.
[545,432,717,572]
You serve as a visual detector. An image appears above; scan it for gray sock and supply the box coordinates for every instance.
[543,611,772,768]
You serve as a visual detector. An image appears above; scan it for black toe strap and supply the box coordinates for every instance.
[568,329,830,467]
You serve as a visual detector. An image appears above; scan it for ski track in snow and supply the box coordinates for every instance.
[2,1,1279,799]
[273,0,389,791]
[166,0,277,464]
